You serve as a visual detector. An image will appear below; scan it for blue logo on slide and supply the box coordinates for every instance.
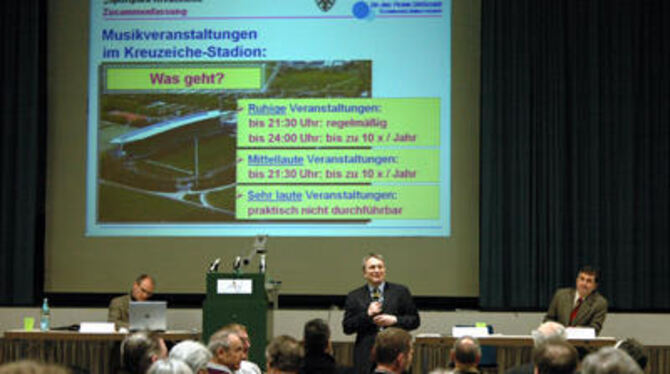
[352,1,371,19]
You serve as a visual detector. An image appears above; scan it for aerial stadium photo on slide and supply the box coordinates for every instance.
[97,60,372,223]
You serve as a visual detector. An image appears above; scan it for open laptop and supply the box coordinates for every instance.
[129,301,167,331]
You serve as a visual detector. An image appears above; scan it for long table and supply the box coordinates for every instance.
[1,330,199,374]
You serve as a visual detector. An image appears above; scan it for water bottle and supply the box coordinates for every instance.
[40,298,51,331]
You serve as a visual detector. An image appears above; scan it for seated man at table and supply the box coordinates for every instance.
[121,331,168,374]
[108,274,156,330]
[449,336,481,374]
[544,266,607,335]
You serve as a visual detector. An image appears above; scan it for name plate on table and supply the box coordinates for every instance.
[80,322,116,333]
[566,327,596,339]
[452,326,490,337]
[217,279,253,294]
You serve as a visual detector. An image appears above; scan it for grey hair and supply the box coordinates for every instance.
[532,321,567,347]
[581,347,643,374]
[362,253,385,269]
[207,329,238,355]
[147,358,194,374]
[169,340,212,373]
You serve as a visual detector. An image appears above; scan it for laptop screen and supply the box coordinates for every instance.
[129,301,167,331]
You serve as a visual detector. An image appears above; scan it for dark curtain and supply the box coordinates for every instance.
[480,0,670,310]
[0,1,46,305]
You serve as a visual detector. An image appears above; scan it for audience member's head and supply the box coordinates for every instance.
[532,322,567,347]
[265,335,303,374]
[532,341,578,374]
[147,358,193,374]
[169,340,211,374]
[221,323,252,360]
[371,327,413,374]
[121,331,168,374]
[615,338,647,370]
[0,361,70,374]
[450,336,481,371]
[132,274,156,302]
[303,318,331,355]
[208,329,245,371]
[581,347,643,374]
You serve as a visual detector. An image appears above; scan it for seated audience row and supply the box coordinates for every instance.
[0,319,649,374]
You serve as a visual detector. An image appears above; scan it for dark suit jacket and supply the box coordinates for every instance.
[300,352,342,374]
[544,288,608,335]
[342,282,420,374]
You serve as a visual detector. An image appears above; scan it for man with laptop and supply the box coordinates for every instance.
[108,273,157,330]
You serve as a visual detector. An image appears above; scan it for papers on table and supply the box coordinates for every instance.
[452,326,490,337]
[566,327,596,339]
[79,322,116,333]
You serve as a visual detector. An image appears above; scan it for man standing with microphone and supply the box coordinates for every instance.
[343,253,420,374]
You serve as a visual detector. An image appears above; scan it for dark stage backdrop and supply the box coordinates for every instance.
[0,1,46,305]
[480,0,670,310]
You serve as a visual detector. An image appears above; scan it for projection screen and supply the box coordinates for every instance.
[45,0,480,296]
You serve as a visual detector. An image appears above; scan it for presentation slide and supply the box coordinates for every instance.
[88,0,451,237]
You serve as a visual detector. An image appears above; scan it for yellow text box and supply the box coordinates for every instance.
[236,185,440,220]
[106,67,262,90]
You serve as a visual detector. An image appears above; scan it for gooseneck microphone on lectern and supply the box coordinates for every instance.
[208,258,220,273]
[233,256,242,271]
[229,235,269,273]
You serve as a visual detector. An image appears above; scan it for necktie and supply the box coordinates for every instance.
[569,298,583,324]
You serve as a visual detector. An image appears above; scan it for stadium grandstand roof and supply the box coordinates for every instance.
[110,110,223,145]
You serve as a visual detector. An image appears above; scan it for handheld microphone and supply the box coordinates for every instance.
[371,287,382,303]
[208,258,220,273]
